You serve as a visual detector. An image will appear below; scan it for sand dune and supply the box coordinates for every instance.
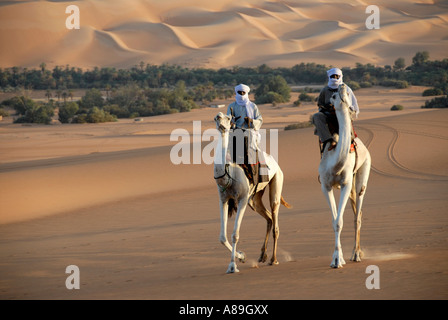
[1,0,447,69]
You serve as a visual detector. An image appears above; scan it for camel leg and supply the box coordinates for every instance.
[227,198,248,273]
[220,199,245,268]
[348,180,360,261]
[269,171,283,265]
[253,189,272,263]
[219,200,232,253]
[330,180,352,268]
[351,156,371,262]
[322,186,341,268]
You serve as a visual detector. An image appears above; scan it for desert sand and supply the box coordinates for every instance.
[0,86,447,300]
[0,0,447,69]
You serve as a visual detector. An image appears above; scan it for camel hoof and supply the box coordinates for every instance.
[350,250,363,262]
[238,251,246,263]
[330,263,343,269]
[330,253,346,268]
[258,252,267,263]
[226,262,239,274]
[269,259,279,266]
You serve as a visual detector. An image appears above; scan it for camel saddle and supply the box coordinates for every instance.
[229,129,269,187]
[319,110,358,156]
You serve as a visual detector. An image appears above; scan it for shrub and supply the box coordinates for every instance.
[421,96,448,108]
[298,92,313,102]
[255,75,291,104]
[293,99,301,106]
[58,101,79,123]
[394,80,409,89]
[284,121,312,130]
[360,81,372,88]
[0,108,9,117]
[72,114,87,123]
[346,81,360,91]
[422,88,444,96]
[380,79,409,89]
[87,107,117,123]
[2,96,35,115]
[14,103,54,124]
[391,104,404,111]
[255,91,285,104]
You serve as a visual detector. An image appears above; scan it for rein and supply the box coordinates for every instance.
[214,164,234,192]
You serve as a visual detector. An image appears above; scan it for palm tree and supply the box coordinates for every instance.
[45,89,52,102]
[105,84,111,100]
[62,91,68,103]
[40,62,46,73]
[56,89,62,102]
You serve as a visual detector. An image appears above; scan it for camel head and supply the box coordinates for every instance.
[214,112,232,133]
[330,83,349,111]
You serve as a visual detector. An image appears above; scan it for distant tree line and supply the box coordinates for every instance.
[1,52,446,93]
[1,51,447,123]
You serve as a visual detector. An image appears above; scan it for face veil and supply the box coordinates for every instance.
[234,84,254,119]
[327,68,343,89]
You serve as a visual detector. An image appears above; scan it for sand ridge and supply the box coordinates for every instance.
[1,0,447,69]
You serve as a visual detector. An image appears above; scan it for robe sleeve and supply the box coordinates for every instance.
[226,102,234,117]
[346,86,359,118]
[252,103,263,131]
[317,88,327,110]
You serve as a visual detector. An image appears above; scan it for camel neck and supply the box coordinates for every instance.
[334,106,352,162]
[214,130,229,175]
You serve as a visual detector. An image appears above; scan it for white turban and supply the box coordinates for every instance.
[234,84,254,119]
[327,68,343,89]
[327,68,360,117]
[235,84,250,94]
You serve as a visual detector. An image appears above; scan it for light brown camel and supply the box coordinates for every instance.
[214,112,291,273]
[318,84,371,268]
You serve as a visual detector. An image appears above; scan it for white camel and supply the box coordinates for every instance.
[214,112,291,273]
[319,84,371,268]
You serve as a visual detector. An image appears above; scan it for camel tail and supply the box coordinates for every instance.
[281,196,292,209]
[228,198,237,218]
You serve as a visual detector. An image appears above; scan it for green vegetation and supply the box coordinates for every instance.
[72,107,117,124]
[254,75,291,104]
[284,121,313,130]
[1,96,55,124]
[58,101,79,123]
[390,104,404,111]
[422,88,444,96]
[3,52,445,93]
[298,92,313,102]
[1,51,447,124]
[379,79,409,89]
[0,107,9,117]
[421,96,448,109]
